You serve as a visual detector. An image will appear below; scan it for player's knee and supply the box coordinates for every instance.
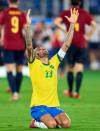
[6,64,15,72]
[75,63,84,72]
[62,119,71,128]
[48,121,57,128]
[67,65,74,72]
[16,65,23,72]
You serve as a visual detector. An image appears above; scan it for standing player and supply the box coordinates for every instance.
[0,0,26,100]
[25,9,79,128]
[55,0,96,98]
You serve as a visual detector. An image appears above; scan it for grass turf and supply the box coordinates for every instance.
[0,70,100,131]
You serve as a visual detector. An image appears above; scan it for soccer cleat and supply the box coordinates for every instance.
[73,92,80,99]
[11,92,20,101]
[29,119,48,129]
[64,90,73,97]
[29,119,36,128]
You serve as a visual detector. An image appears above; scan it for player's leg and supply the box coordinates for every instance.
[73,48,86,98]
[16,65,23,93]
[65,65,74,95]
[30,106,57,128]
[4,49,17,95]
[64,45,76,97]
[73,63,83,98]
[6,64,16,92]
[55,112,71,128]
[40,114,57,128]
[15,51,25,93]
[75,63,84,91]
[48,107,71,128]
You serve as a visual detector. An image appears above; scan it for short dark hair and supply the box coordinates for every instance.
[71,0,80,6]
[8,0,18,4]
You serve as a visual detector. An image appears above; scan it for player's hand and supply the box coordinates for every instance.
[65,8,79,24]
[84,35,89,41]
[26,9,31,26]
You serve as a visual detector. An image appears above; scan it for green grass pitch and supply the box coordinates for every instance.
[0,70,100,131]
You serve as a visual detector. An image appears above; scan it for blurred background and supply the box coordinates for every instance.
[0,0,100,77]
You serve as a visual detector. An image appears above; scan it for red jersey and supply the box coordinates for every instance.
[52,39,62,48]
[0,7,26,50]
[52,30,63,48]
[60,8,93,48]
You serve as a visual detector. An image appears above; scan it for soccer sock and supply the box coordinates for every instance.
[75,72,83,94]
[67,72,74,92]
[34,121,48,129]
[16,72,23,93]
[7,72,17,93]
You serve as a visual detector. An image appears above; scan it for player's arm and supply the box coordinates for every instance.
[84,20,96,41]
[0,25,3,46]
[54,17,66,33]
[24,10,35,63]
[57,8,79,60]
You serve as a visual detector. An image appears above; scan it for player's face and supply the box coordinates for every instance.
[36,47,49,58]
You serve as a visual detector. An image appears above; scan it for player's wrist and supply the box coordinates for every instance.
[26,24,30,29]
[58,48,66,59]
[84,35,89,41]
[65,44,70,48]
[70,23,75,27]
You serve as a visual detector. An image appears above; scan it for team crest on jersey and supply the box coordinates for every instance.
[49,65,54,69]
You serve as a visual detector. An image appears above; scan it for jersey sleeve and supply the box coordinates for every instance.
[0,11,5,25]
[60,11,65,19]
[50,54,61,68]
[59,10,70,26]
[60,11,66,22]
[85,11,93,25]
[28,58,41,69]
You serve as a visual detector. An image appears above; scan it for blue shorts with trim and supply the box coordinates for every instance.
[30,106,64,121]
[4,49,25,65]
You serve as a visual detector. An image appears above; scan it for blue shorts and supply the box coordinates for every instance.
[30,106,64,121]
[4,49,25,65]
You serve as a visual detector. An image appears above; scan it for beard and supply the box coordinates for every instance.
[36,51,49,58]
[43,50,49,57]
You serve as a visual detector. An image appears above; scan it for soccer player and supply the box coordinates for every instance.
[0,0,26,100]
[55,0,96,99]
[25,9,79,128]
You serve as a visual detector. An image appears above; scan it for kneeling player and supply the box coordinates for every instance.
[25,9,79,128]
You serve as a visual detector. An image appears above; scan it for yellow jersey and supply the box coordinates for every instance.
[28,54,61,107]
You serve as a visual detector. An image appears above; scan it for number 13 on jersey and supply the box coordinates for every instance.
[11,16,19,33]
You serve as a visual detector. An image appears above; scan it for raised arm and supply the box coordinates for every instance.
[61,8,79,52]
[57,8,79,60]
[24,10,35,63]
